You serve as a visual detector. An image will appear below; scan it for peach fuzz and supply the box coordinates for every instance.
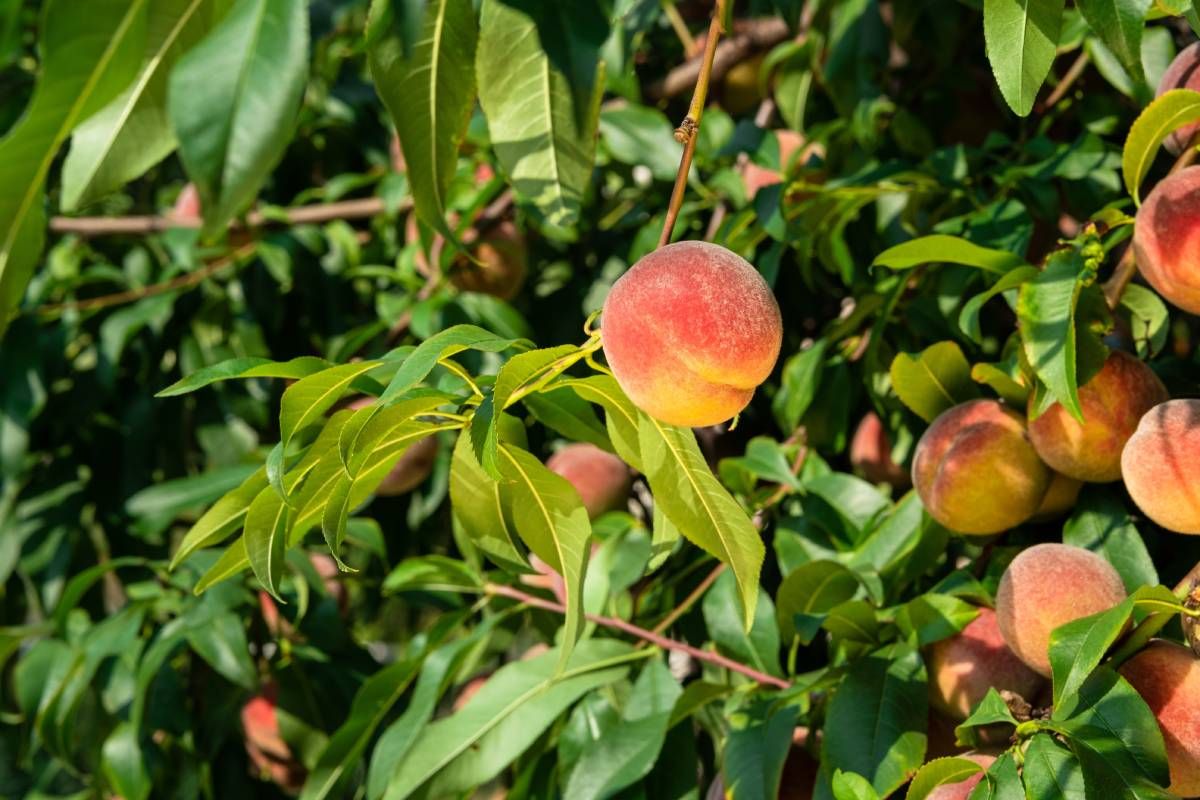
[850,411,910,489]
[926,607,1044,721]
[1133,166,1200,314]
[1120,641,1200,796]
[546,443,631,518]
[995,543,1127,676]
[926,754,996,800]
[1156,43,1200,155]
[911,400,1049,535]
[1121,399,1200,534]
[601,241,782,427]
[1027,350,1168,483]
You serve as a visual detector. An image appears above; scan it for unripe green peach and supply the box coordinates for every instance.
[1121,399,1200,533]
[1028,351,1168,482]
[926,608,1045,721]
[1156,43,1200,155]
[601,241,782,427]
[927,754,996,800]
[995,543,1127,676]
[1132,166,1200,314]
[1120,641,1200,796]
[911,400,1050,535]
[722,54,766,115]
[546,443,631,518]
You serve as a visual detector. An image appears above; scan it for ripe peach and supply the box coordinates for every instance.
[546,443,631,518]
[1027,351,1168,482]
[1030,472,1083,521]
[346,398,438,496]
[926,754,995,800]
[241,685,305,792]
[1120,641,1200,796]
[743,130,806,199]
[927,608,1045,720]
[601,241,782,427]
[849,412,910,490]
[1156,43,1200,155]
[995,543,1127,676]
[1121,399,1200,533]
[911,400,1050,535]
[1132,166,1200,314]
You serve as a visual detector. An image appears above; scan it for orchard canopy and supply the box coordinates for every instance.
[7,1,1200,798]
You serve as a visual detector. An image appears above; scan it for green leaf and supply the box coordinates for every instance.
[449,429,528,572]
[557,375,643,471]
[169,0,308,234]
[1047,599,1133,704]
[983,0,1065,116]
[1063,487,1158,591]
[957,688,1018,733]
[667,680,732,729]
[968,752,1024,800]
[638,417,764,630]
[834,770,883,800]
[907,757,985,800]
[1021,734,1087,800]
[382,640,640,800]
[773,340,828,432]
[497,443,592,665]
[368,0,477,239]
[562,658,682,800]
[776,560,861,643]
[703,569,782,677]
[477,0,604,230]
[959,266,1039,344]
[1122,88,1200,203]
[380,324,529,403]
[185,611,256,689]
[896,594,979,648]
[280,361,382,450]
[1018,248,1104,422]
[723,699,799,800]
[62,0,224,210]
[890,341,980,423]
[382,555,482,595]
[872,235,1025,274]
[126,462,256,524]
[821,644,928,798]
[1077,0,1152,81]
[524,387,610,450]
[1119,283,1170,358]
[156,355,332,397]
[970,362,1030,407]
[243,484,290,599]
[0,0,149,334]
[101,723,151,800]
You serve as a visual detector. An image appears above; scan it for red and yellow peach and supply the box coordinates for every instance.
[1132,166,1200,315]
[1120,641,1200,796]
[1121,399,1200,534]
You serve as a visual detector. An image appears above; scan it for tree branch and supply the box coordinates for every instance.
[484,581,789,689]
[646,17,791,101]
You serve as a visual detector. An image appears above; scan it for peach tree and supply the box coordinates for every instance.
[5,1,1200,799]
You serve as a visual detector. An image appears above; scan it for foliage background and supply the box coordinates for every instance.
[3,0,1200,798]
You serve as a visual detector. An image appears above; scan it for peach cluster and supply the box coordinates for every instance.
[601,241,782,427]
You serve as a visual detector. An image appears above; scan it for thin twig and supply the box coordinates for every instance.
[1103,139,1200,309]
[646,17,791,100]
[34,240,260,317]
[659,13,724,247]
[485,582,789,689]
[49,196,403,237]
[1036,51,1090,113]
[650,562,727,635]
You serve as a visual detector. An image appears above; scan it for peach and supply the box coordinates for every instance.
[849,411,910,489]
[171,182,201,220]
[926,754,995,800]
[259,553,347,637]
[601,241,782,427]
[1121,399,1200,533]
[927,608,1045,721]
[1156,43,1200,155]
[995,543,1127,676]
[911,400,1050,535]
[449,219,528,301]
[346,397,439,496]
[721,54,766,115]
[1132,166,1200,314]
[1120,641,1200,796]
[241,685,305,792]
[1030,472,1083,521]
[1027,351,1168,482]
[743,130,807,199]
[546,443,631,518]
